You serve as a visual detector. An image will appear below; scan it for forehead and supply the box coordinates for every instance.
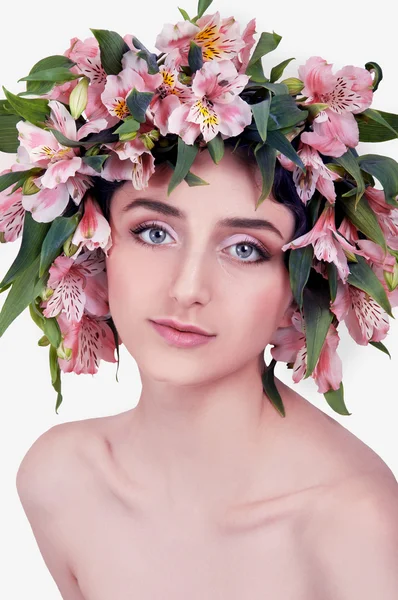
[110,147,296,240]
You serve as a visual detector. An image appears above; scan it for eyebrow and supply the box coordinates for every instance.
[121,198,284,239]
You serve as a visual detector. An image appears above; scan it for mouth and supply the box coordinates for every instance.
[151,318,215,337]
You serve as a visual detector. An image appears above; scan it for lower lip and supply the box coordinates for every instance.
[150,321,215,348]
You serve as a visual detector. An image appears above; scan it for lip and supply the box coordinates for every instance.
[149,321,216,349]
[151,318,214,336]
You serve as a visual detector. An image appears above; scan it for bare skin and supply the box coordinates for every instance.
[19,378,396,600]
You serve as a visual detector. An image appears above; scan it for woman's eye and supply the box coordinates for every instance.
[129,223,271,266]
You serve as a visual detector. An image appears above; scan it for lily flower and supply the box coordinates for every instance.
[71,194,112,258]
[298,56,373,157]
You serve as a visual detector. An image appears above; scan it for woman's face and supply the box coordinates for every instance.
[105,147,296,384]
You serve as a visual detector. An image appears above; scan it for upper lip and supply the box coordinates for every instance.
[151,318,215,336]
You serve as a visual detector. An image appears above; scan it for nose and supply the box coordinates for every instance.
[168,244,212,307]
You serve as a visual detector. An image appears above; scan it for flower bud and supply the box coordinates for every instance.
[85,145,101,156]
[343,249,358,262]
[384,262,398,291]
[119,131,138,142]
[140,129,160,150]
[280,77,304,95]
[40,287,54,302]
[57,341,73,361]
[69,77,89,119]
[22,176,40,195]
[38,335,50,347]
[63,232,80,257]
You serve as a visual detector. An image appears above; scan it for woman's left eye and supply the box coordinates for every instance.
[129,222,271,266]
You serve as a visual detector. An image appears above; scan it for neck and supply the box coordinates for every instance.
[121,354,286,517]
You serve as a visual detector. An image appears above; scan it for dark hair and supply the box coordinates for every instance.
[92,138,310,270]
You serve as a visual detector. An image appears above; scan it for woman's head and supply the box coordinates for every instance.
[98,144,309,386]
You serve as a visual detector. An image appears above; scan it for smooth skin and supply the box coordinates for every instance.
[16,147,398,599]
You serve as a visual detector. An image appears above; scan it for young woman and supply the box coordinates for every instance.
[1,1,397,597]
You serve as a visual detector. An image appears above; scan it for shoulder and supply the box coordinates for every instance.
[308,470,398,599]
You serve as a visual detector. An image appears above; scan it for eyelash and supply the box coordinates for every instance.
[129,221,271,266]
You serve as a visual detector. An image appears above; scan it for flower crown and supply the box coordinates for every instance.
[0,0,397,416]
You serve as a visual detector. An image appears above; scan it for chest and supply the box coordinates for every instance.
[61,480,323,600]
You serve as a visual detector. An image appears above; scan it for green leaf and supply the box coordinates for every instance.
[365,61,383,92]
[184,171,210,187]
[332,149,365,207]
[2,87,49,127]
[167,138,199,195]
[178,7,191,20]
[25,55,76,95]
[0,167,42,194]
[356,108,398,143]
[19,68,82,83]
[0,100,15,115]
[188,41,203,73]
[0,254,43,337]
[266,130,305,171]
[196,0,213,19]
[323,382,351,416]
[253,142,277,208]
[347,255,393,317]
[369,340,391,358]
[288,246,313,308]
[339,192,387,251]
[0,115,20,152]
[29,302,61,348]
[207,134,224,164]
[302,285,333,379]
[126,88,154,123]
[358,154,398,206]
[0,210,50,289]
[246,60,268,83]
[267,94,307,131]
[82,154,109,172]
[90,29,130,75]
[327,262,338,302]
[114,118,140,135]
[49,344,63,414]
[251,93,271,143]
[131,37,160,75]
[261,358,285,417]
[270,57,295,83]
[39,213,81,277]
[247,32,282,70]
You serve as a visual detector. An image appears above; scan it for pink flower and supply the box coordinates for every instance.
[102,135,156,190]
[71,194,112,258]
[270,310,343,394]
[56,311,117,375]
[232,18,257,75]
[330,280,390,345]
[155,11,246,67]
[278,143,340,204]
[364,187,398,251]
[16,101,101,222]
[41,248,110,323]
[0,165,30,242]
[167,59,252,143]
[298,56,373,157]
[282,204,365,282]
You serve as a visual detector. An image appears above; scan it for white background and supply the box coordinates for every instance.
[1,0,397,597]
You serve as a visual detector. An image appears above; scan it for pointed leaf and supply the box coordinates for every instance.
[261,358,285,417]
[332,149,365,207]
[339,191,387,251]
[358,154,398,206]
[268,94,307,131]
[39,213,81,277]
[251,93,271,142]
[0,167,42,194]
[25,55,77,95]
[19,68,82,83]
[90,29,130,75]
[178,8,191,20]
[0,210,51,288]
[288,245,313,308]
[356,108,398,143]
[196,0,213,19]
[327,262,338,302]
[2,87,49,127]
[254,143,277,207]
[126,87,154,123]
[49,344,64,414]
[347,255,393,317]
[266,130,305,171]
[167,138,199,196]
[324,382,351,416]
[0,114,20,152]
[369,340,391,358]
[270,57,295,83]
[246,60,268,83]
[365,61,383,92]
[303,285,333,379]
[165,159,208,187]
[114,118,140,135]
[247,32,282,70]
[82,154,109,172]
[207,134,224,164]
